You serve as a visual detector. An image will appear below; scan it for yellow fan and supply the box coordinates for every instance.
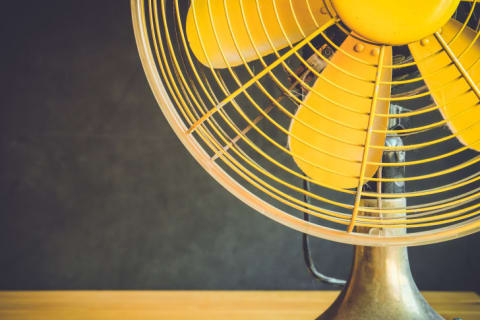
[132,0,480,318]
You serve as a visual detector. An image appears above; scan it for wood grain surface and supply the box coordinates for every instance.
[0,291,479,320]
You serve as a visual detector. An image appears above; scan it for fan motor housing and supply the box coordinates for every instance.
[331,0,461,45]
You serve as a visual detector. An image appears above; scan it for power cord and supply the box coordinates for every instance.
[302,180,346,287]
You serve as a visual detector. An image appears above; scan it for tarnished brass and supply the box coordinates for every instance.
[318,199,443,320]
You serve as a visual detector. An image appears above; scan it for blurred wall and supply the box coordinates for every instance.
[0,0,478,291]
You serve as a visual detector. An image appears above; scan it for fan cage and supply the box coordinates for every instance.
[132,0,480,246]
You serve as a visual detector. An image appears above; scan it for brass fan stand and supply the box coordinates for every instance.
[319,199,442,320]
[318,108,442,319]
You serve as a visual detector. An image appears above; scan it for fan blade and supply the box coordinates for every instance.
[409,19,480,151]
[289,37,392,190]
[186,0,331,68]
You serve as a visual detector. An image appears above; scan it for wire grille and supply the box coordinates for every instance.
[132,0,480,246]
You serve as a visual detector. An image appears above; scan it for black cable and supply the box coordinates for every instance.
[302,179,346,287]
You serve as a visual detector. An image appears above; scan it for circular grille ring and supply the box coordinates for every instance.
[132,0,480,246]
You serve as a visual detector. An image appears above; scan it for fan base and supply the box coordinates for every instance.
[318,199,443,319]
[317,245,443,320]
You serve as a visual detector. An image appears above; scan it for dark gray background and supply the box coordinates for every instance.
[0,0,479,292]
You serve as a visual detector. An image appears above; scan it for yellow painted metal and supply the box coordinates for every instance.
[348,45,387,233]
[409,19,480,151]
[186,0,331,68]
[331,0,460,45]
[289,37,391,190]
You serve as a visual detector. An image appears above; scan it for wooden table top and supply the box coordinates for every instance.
[0,291,479,320]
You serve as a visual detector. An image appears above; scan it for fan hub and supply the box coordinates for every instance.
[331,0,461,45]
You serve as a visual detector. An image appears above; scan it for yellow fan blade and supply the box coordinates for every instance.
[186,0,331,68]
[409,19,480,151]
[289,37,391,190]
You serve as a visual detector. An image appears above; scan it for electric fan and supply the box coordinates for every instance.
[131,0,480,318]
